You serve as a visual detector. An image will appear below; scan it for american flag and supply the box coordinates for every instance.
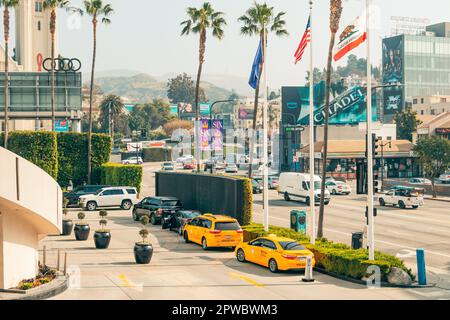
[294,16,311,64]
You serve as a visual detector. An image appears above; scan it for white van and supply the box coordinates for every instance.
[277,173,331,205]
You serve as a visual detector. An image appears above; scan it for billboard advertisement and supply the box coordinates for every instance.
[201,119,223,151]
[238,107,254,120]
[383,87,403,115]
[282,85,377,126]
[382,36,404,84]
[55,119,69,132]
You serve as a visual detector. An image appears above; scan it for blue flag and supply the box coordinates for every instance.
[248,39,263,89]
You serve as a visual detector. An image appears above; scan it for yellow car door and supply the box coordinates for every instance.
[246,239,263,264]
[259,239,278,267]
[196,219,211,244]
[187,218,199,243]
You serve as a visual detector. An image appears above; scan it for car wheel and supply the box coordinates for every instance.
[121,200,132,210]
[86,201,97,211]
[237,249,246,262]
[269,259,279,273]
[332,189,337,195]
[379,198,385,206]
[399,201,406,209]
[284,192,290,201]
[184,231,190,243]
[150,214,157,225]
[201,237,208,250]
[132,209,139,221]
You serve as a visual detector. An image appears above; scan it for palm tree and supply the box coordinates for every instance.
[83,0,113,183]
[181,2,226,172]
[317,0,343,239]
[43,0,70,132]
[1,0,19,149]
[238,2,288,178]
[99,94,123,137]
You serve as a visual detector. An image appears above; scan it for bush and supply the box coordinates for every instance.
[99,163,143,192]
[57,132,111,187]
[2,131,58,179]
[241,178,253,226]
[142,148,170,162]
[242,223,412,281]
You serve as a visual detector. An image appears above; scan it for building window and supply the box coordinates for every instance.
[420,110,424,115]
[431,109,436,115]
[37,21,41,31]
[421,98,424,104]
[441,98,447,103]
[413,99,418,104]
[35,1,43,12]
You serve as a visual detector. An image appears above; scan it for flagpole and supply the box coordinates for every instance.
[366,0,375,261]
[308,0,315,245]
[262,26,269,233]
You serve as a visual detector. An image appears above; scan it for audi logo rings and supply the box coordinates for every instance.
[43,58,82,72]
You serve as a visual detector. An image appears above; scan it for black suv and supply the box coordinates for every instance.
[64,185,110,207]
[132,197,182,225]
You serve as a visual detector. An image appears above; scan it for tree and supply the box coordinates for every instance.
[83,0,114,183]
[239,2,288,178]
[394,109,422,141]
[128,98,173,134]
[1,0,20,149]
[413,138,450,198]
[318,0,343,239]
[163,119,194,137]
[181,2,226,172]
[99,94,124,137]
[43,0,70,132]
[167,73,206,105]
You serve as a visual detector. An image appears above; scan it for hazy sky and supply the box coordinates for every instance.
[8,0,450,89]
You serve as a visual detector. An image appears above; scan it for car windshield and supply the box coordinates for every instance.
[183,212,200,219]
[162,200,181,207]
[163,163,172,166]
[279,241,306,251]
[215,221,240,230]
[94,189,104,195]
[305,181,321,190]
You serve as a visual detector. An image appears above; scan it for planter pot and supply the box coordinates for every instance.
[62,220,74,236]
[74,224,90,241]
[94,231,111,249]
[134,243,153,264]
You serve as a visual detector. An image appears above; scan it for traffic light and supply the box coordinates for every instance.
[373,168,380,194]
[372,134,381,158]
[141,128,147,139]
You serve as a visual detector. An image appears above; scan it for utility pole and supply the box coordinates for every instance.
[262,27,269,233]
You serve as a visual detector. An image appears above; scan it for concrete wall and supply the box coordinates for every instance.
[0,147,62,289]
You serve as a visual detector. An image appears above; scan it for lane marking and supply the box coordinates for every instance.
[229,272,265,288]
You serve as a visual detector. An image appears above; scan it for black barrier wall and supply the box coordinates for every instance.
[155,172,248,224]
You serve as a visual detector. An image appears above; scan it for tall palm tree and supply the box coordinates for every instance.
[181,2,226,172]
[1,0,19,149]
[100,94,123,137]
[238,2,288,178]
[43,0,70,132]
[317,0,343,239]
[83,0,113,183]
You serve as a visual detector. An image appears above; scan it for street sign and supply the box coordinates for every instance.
[55,119,69,132]
[284,125,304,132]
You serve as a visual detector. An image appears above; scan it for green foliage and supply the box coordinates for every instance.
[394,109,422,141]
[413,137,450,180]
[140,215,149,226]
[128,98,174,133]
[142,148,170,162]
[242,223,413,281]
[57,132,111,187]
[167,73,206,105]
[241,178,253,226]
[99,163,143,192]
[4,131,58,179]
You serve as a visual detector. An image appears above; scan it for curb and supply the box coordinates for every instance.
[314,267,436,289]
[424,197,450,203]
[0,275,69,300]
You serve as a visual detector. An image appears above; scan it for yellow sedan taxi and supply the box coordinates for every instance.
[235,235,315,273]
[183,214,243,250]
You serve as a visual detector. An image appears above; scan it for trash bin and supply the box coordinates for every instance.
[290,210,307,235]
[351,232,364,250]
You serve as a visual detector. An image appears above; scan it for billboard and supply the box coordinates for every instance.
[201,119,223,151]
[178,103,210,118]
[383,87,403,115]
[238,107,254,120]
[282,85,377,126]
[382,36,404,84]
[55,119,69,132]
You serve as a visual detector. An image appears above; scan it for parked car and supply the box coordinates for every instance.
[122,157,143,165]
[326,180,352,195]
[215,161,226,170]
[183,214,243,250]
[278,173,330,205]
[183,162,196,170]
[409,178,432,185]
[112,147,121,155]
[378,186,424,209]
[225,164,238,173]
[176,155,194,164]
[79,187,138,211]
[253,176,279,190]
[161,162,174,171]
[439,172,450,184]
[64,185,110,207]
[252,179,263,194]
[235,235,315,273]
[162,210,202,235]
[132,196,182,225]
[325,176,335,182]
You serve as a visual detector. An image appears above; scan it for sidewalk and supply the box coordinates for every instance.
[423,195,450,202]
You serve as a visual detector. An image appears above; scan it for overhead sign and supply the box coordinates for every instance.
[382,36,404,84]
[55,119,69,132]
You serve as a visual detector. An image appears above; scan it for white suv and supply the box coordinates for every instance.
[122,157,143,165]
[79,187,139,211]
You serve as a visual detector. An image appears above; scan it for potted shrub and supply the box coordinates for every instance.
[94,210,111,249]
[134,216,153,264]
[61,198,74,236]
[74,212,90,241]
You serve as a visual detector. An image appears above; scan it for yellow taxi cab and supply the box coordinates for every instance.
[183,214,243,250]
[235,235,315,273]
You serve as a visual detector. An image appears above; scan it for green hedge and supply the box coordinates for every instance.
[57,133,111,187]
[99,163,143,192]
[142,148,170,162]
[241,178,253,225]
[1,131,58,179]
[242,223,414,282]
